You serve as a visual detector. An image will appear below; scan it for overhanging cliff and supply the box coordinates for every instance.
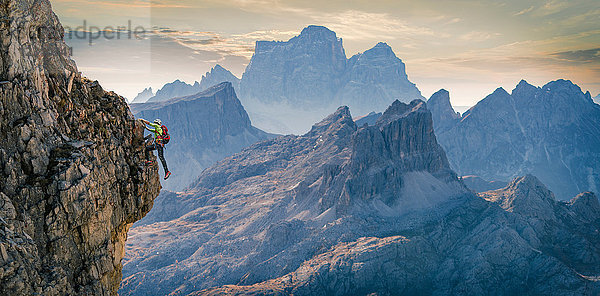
[0,0,161,295]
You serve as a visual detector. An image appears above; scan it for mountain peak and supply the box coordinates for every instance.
[511,174,548,191]
[482,174,558,220]
[294,25,341,45]
[308,106,356,136]
[131,87,155,103]
[515,79,535,89]
[492,87,509,96]
[300,25,335,36]
[201,81,232,94]
[428,89,450,104]
[541,79,582,94]
[376,100,427,126]
[360,41,397,59]
[428,89,459,132]
[568,192,600,222]
[511,79,539,98]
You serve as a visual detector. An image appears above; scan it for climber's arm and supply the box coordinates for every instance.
[138,118,157,132]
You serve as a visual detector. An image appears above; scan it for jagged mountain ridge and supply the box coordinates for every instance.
[130,82,274,191]
[336,42,423,116]
[146,79,201,103]
[131,65,240,105]
[131,87,154,104]
[428,79,600,200]
[120,99,468,295]
[0,0,160,295]
[201,175,600,295]
[198,64,240,95]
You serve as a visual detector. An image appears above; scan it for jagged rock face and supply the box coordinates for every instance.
[335,42,423,116]
[594,93,600,105]
[0,0,161,295]
[146,79,201,103]
[430,80,600,200]
[198,64,240,95]
[240,25,347,106]
[120,100,469,296]
[130,87,154,104]
[201,176,600,296]
[130,82,274,191]
[427,89,459,133]
[238,26,423,134]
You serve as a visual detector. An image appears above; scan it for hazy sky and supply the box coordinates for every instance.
[54,0,599,107]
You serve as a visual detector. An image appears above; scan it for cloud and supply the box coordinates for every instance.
[149,27,256,59]
[312,10,436,42]
[535,0,570,16]
[514,5,534,16]
[445,18,462,25]
[551,48,600,63]
[231,30,299,41]
[459,31,502,42]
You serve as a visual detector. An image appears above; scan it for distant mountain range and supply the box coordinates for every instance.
[353,80,600,200]
[146,79,201,103]
[120,100,600,296]
[130,82,274,191]
[131,26,423,134]
[199,64,240,95]
[131,87,154,103]
[131,65,241,104]
[428,79,600,200]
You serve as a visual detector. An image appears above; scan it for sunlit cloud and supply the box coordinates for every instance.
[445,18,462,25]
[313,10,437,42]
[149,27,256,59]
[534,0,571,16]
[514,5,534,16]
[551,48,600,64]
[459,31,502,42]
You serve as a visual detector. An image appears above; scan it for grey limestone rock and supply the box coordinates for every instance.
[0,0,161,295]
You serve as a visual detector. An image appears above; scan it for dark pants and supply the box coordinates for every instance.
[145,136,169,174]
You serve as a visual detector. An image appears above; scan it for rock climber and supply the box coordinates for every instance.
[139,118,171,180]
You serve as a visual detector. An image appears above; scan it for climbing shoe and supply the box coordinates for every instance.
[164,171,171,180]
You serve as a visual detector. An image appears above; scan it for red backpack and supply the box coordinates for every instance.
[160,125,170,144]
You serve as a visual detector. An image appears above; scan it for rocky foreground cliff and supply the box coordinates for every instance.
[0,0,160,295]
